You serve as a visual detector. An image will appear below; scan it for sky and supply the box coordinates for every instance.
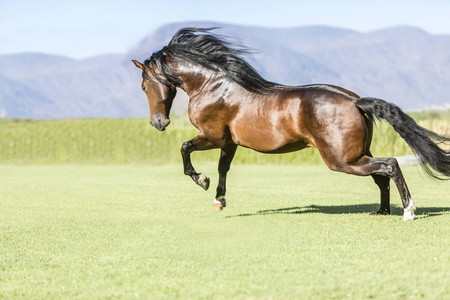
[1,0,450,59]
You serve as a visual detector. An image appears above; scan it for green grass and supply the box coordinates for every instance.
[1,164,449,299]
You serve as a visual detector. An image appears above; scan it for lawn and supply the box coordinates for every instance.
[0,164,449,299]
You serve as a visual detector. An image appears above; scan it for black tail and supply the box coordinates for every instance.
[355,97,450,180]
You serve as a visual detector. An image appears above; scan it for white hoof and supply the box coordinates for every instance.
[403,200,416,221]
[213,196,226,212]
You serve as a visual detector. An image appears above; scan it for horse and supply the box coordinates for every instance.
[132,27,450,221]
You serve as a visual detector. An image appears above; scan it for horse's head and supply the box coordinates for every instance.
[132,59,177,131]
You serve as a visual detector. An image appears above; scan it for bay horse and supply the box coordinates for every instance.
[132,28,450,221]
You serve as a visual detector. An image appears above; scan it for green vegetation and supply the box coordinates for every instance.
[1,110,448,165]
[0,117,324,165]
[408,109,450,121]
[1,164,449,299]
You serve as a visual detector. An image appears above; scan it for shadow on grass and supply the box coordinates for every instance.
[226,204,450,219]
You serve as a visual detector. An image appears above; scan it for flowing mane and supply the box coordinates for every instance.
[144,27,279,94]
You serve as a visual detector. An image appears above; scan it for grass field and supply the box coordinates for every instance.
[1,164,449,299]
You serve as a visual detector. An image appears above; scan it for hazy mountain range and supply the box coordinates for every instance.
[1,21,450,118]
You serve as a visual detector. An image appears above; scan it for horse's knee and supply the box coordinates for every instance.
[180,141,189,154]
[181,141,194,155]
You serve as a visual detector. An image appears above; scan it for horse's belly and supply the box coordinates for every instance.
[230,125,309,153]
[258,141,309,154]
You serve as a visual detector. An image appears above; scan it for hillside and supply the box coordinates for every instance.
[1,22,450,118]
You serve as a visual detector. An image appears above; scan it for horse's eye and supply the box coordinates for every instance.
[142,86,146,92]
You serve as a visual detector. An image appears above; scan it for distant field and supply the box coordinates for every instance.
[1,164,449,299]
[0,118,323,165]
[0,110,449,165]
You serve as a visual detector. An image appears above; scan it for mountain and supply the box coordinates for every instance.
[0,53,149,118]
[1,22,450,118]
[0,74,59,118]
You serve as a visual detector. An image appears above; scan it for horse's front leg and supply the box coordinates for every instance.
[181,133,218,190]
[214,143,238,212]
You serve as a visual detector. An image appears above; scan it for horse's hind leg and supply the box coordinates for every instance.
[353,157,415,221]
[214,143,237,212]
[181,133,219,190]
[323,155,416,221]
[371,174,391,215]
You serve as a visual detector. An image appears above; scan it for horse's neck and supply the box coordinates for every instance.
[171,60,224,98]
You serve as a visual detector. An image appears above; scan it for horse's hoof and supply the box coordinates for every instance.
[197,174,210,191]
[403,214,416,221]
[213,197,226,212]
[403,211,416,221]
[213,203,224,212]
[403,200,416,221]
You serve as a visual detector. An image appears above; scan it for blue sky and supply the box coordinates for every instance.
[1,0,450,59]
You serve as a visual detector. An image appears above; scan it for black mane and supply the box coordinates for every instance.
[145,28,279,94]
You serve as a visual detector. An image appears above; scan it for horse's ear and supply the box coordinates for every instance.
[132,60,145,70]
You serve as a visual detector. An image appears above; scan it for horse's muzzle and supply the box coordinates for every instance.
[150,113,170,131]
